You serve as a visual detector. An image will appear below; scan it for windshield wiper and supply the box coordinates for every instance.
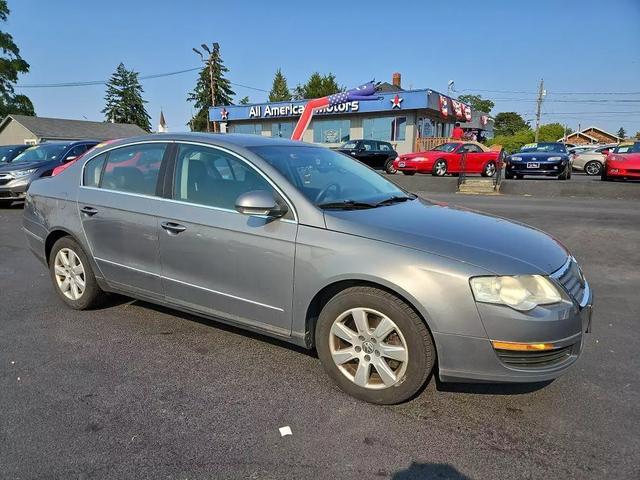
[374,195,415,207]
[317,200,377,210]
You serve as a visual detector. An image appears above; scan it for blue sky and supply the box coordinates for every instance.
[8,0,640,135]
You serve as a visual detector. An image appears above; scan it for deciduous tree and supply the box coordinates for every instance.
[494,112,529,136]
[0,0,34,119]
[457,94,494,114]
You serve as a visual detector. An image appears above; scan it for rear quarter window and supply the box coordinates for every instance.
[83,153,107,187]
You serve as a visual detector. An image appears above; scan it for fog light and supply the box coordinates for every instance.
[491,340,556,351]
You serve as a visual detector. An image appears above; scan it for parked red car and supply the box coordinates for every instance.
[51,140,120,177]
[393,142,501,177]
[601,142,640,181]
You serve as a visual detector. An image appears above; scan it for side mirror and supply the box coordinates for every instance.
[64,155,77,163]
[235,190,287,218]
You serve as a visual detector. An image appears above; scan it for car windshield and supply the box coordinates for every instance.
[340,141,358,150]
[520,143,567,153]
[613,143,640,154]
[0,146,23,163]
[11,143,70,163]
[249,145,410,208]
[431,143,459,153]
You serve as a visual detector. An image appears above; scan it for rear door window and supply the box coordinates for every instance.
[100,143,167,196]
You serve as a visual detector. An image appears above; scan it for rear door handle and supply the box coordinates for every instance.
[161,221,187,234]
[80,206,98,216]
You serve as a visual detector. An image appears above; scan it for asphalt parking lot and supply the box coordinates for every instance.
[1,192,639,479]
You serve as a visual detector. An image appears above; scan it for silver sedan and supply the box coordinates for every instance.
[572,144,617,175]
[23,133,593,404]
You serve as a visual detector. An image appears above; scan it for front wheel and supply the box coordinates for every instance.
[315,286,435,405]
[559,165,571,180]
[49,236,106,310]
[384,159,397,174]
[584,161,602,176]
[432,159,447,177]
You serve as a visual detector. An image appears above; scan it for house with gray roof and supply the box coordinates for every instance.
[0,115,147,145]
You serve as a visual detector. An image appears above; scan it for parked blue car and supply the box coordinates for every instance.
[505,142,572,180]
[0,144,30,164]
[0,140,98,206]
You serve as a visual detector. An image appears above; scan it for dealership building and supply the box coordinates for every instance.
[209,74,493,154]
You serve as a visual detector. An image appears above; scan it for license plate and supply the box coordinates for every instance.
[527,162,540,168]
[398,161,406,167]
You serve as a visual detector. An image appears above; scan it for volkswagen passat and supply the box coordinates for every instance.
[23,134,593,404]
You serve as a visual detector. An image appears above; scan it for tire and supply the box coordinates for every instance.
[384,159,397,174]
[49,236,106,310]
[584,161,602,176]
[559,165,570,180]
[402,171,416,176]
[431,159,447,177]
[315,286,435,405]
[481,161,497,177]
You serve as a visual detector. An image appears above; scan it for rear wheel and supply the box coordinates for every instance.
[49,236,106,310]
[432,159,447,177]
[315,286,435,405]
[481,161,497,177]
[384,159,397,174]
[584,161,602,176]
[402,171,416,176]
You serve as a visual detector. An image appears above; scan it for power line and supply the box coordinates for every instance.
[15,66,270,93]
[458,88,640,96]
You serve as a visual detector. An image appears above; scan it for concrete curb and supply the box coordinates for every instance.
[384,174,640,200]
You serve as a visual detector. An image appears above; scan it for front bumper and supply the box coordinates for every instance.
[506,161,566,176]
[437,263,593,383]
[0,176,31,200]
[607,165,640,179]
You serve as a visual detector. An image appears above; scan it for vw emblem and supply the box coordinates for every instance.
[362,341,374,354]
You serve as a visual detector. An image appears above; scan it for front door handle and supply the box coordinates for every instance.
[80,206,98,216]
[161,221,187,234]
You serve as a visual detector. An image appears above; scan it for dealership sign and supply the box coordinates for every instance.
[248,101,360,118]
[210,89,464,122]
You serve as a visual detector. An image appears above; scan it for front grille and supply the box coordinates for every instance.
[0,178,11,185]
[496,345,573,369]
[552,257,586,305]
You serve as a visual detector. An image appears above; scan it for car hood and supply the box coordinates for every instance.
[323,198,568,275]
[512,152,567,160]
[400,151,440,160]
[0,160,51,172]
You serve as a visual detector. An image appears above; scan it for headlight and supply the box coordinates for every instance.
[470,275,562,311]
[510,156,522,161]
[548,156,562,161]
[11,168,37,178]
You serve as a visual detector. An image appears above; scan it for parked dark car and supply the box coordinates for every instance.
[0,144,30,164]
[505,142,572,180]
[0,140,98,206]
[23,133,592,405]
[337,139,398,174]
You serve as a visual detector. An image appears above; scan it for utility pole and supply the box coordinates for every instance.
[534,78,545,142]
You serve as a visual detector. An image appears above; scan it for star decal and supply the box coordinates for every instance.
[220,108,229,121]
[390,94,403,109]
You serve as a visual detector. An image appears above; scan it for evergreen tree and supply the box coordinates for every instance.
[102,63,151,131]
[268,69,291,102]
[617,127,626,139]
[293,72,341,99]
[187,43,234,132]
[239,96,250,105]
[0,0,35,118]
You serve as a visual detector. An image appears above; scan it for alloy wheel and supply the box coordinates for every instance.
[434,160,447,176]
[54,248,86,300]
[585,161,602,176]
[484,162,496,176]
[329,307,408,390]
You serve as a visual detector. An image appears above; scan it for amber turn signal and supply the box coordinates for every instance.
[491,340,556,351]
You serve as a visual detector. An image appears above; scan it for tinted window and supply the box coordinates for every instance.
[64,145,88,161]
[250,145,405,206]
[174,144,273,211]
[101,143,166,195]
[340,141,359,150]
[520,143,567,153]
[0,145,25,163]
[11,143,70,164]
[362,141,376,151]
[83,153,107,187]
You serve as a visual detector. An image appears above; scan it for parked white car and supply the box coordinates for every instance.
[572,144,617,175]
